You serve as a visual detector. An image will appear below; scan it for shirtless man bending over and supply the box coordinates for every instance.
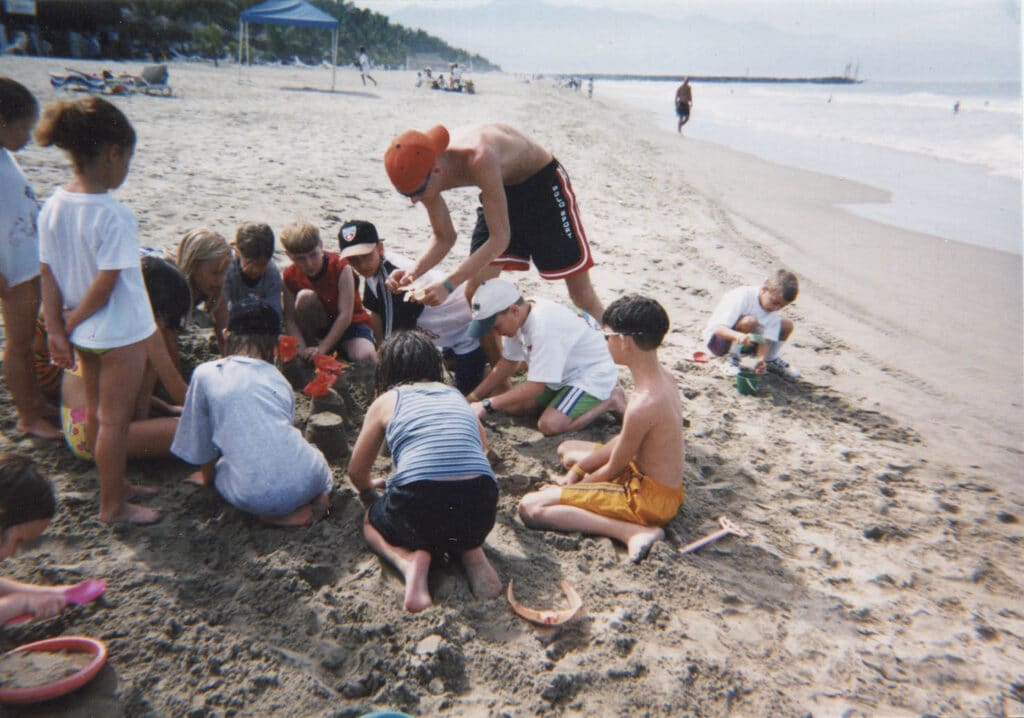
[383,124,604,321]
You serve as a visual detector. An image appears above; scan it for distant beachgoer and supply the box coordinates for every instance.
[953,100,961,114]
[703,269,801,379]
[0,454,82,624]
[358,46,377,87]
[0,77,61,440]
[382,123,604,321]
[518,295,684,563]
[464,278,624,436]
[347,331,501,613]
[450,62,463,91]
[172,299,333,527]
[587,77,594,99]
[676,77,692,132]
[36,95,160,525]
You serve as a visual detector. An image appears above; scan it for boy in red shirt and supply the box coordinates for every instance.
[280,220,377,364]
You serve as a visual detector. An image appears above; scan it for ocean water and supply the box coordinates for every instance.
[598,79,1022,255]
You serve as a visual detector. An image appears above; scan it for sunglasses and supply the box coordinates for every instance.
[603,330,641,341]
[401,171,431,199]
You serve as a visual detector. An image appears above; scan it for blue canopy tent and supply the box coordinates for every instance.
[238,0,340,90]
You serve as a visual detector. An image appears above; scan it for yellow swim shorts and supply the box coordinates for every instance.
[560,462,683,528]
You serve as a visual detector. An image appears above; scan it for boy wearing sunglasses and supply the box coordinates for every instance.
[518,295,684,563]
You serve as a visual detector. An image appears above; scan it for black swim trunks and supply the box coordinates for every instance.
[369,475,498,553]
[469,158,594,280]
[676,100,690,119]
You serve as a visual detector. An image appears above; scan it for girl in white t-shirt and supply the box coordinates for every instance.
[35,97,160,525]
[0,78,61,440]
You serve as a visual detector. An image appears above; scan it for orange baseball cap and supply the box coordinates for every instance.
[384,125,450,195]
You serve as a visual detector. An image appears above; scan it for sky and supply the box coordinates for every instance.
[350,0,1022,80]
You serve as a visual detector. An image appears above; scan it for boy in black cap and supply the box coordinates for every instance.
[339,219,486,395]
[172,299,333,526]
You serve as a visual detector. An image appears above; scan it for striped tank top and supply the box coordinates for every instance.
[385,382,496,488]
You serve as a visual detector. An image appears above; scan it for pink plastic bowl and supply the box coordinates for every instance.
[0,635,107,705]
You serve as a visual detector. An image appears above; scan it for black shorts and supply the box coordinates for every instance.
[470,158,594,280]
[676,101,690,119]
[369,476,498,553]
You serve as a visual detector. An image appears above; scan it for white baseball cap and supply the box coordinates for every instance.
[466,278,521,338]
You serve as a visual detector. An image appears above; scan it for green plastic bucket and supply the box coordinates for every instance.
[735,369,761,395]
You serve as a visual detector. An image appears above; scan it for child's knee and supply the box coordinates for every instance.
[734,315,759,333]
[537,414,567,437]
[518,495,540,526]
[780,318,795,340]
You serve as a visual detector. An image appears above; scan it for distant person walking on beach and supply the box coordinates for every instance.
[357,46,377,87]
[675,77,692,132]
[383,123,604,321]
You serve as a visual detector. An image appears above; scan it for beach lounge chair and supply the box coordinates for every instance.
[49,69,107,93]
[49,67,135,95]
[136,64,172,96]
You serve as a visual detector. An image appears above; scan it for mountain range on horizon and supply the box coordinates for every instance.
[381,0,1021,81]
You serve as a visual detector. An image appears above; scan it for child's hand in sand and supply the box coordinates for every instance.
[755,359,767,375]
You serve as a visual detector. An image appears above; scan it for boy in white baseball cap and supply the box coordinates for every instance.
[466,278,623,436]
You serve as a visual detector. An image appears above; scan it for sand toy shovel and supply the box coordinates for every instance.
[5,580,107,626]
[678,516,749,555]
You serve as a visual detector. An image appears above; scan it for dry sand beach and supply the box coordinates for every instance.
[0,57,1021,717]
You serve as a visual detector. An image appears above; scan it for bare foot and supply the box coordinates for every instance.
[311,492,330,521]
[126,483,159,500]
[404,551,433,613]
[608,385,627,417]
[16,417,62,440]
[99,502,162,525]
[184,470,208,486]
[627,526,664,563]
[262,494,330,527]
[263,505,313,527]
[461,547,502,600]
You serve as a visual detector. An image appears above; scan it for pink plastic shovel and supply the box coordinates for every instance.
[5,579,107,626]
[678,516,749,555]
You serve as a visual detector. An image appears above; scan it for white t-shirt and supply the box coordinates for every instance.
[363,251,478,354]
[0,149,41,287]
[38,187,155,349]
[359,52,370,71]
[702,285,783,344]
[171,357,332,517]
[502,298,617,399]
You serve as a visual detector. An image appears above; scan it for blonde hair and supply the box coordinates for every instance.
[279,220,321,254]
[176,227,230,309]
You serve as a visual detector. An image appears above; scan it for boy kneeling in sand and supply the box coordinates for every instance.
[466,278,623,436]
[172,299,333,526]
[518,296,684,563]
